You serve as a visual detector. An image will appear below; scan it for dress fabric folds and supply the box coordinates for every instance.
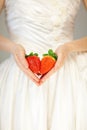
[0,0,87,130]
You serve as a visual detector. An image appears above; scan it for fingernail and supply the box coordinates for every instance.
[42,80,45,83]
[41,80,44,82]
[41,80,44,83]
[25,65,28,69]
[37,79,40,82]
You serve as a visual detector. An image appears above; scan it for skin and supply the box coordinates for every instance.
[40,37,87,85]
[0,0,87,86]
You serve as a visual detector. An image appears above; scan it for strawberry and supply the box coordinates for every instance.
[40,49,58,75]
[25,52,41,74]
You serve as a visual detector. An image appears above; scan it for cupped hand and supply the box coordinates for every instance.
[40,44,71,85]
[11,43,40,86]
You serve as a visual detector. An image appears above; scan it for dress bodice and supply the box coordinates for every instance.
[4,0,81,54]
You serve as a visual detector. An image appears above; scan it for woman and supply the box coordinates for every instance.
[0,0,87,130]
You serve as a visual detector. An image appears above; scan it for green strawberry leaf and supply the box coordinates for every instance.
[48,49,58,60]
[34,53,38,56]
[29,52,34,56]
[25,52,39,57]
[43,54,49,56]
[53,54,58,60]
[48,49,54,55]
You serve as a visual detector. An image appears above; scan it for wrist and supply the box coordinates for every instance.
[9,42,18,54]
[63,41,75,53]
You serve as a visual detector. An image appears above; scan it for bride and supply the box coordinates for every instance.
[0,0,87,130]
[0,0,87,85]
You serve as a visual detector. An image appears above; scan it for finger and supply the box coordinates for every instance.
[17,52,29,69]
[16,55,39,81]
[16,51,40,82]
[54,53,64,70]
[27,68,40,82]
[14,55,40,82]
[40,54,64,84]
[32,78,40,86]
[40,67,55,82]
[40,54,63,83]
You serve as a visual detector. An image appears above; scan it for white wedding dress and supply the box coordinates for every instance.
[0,0,87,130]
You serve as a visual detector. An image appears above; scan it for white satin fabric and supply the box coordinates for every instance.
[0,0,87,130]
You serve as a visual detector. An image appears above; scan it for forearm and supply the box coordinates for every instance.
[0,34,16,53]
[64,36,87,53]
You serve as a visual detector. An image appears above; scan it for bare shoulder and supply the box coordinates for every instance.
[83,0,87,10]
[0,0,5,14]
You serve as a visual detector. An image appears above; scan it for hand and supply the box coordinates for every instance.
[40,44,71,85]
[11,43,40,86]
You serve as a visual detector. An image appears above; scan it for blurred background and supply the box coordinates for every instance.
[0,0,87,63]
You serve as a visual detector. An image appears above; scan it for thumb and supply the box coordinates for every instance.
[19,51,29,69]
[54,53,63,70]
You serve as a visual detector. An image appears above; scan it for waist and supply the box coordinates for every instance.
[10,34,73,56]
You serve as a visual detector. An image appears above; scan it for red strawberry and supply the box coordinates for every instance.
[40,49,58,75]
[25,52,41,74]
